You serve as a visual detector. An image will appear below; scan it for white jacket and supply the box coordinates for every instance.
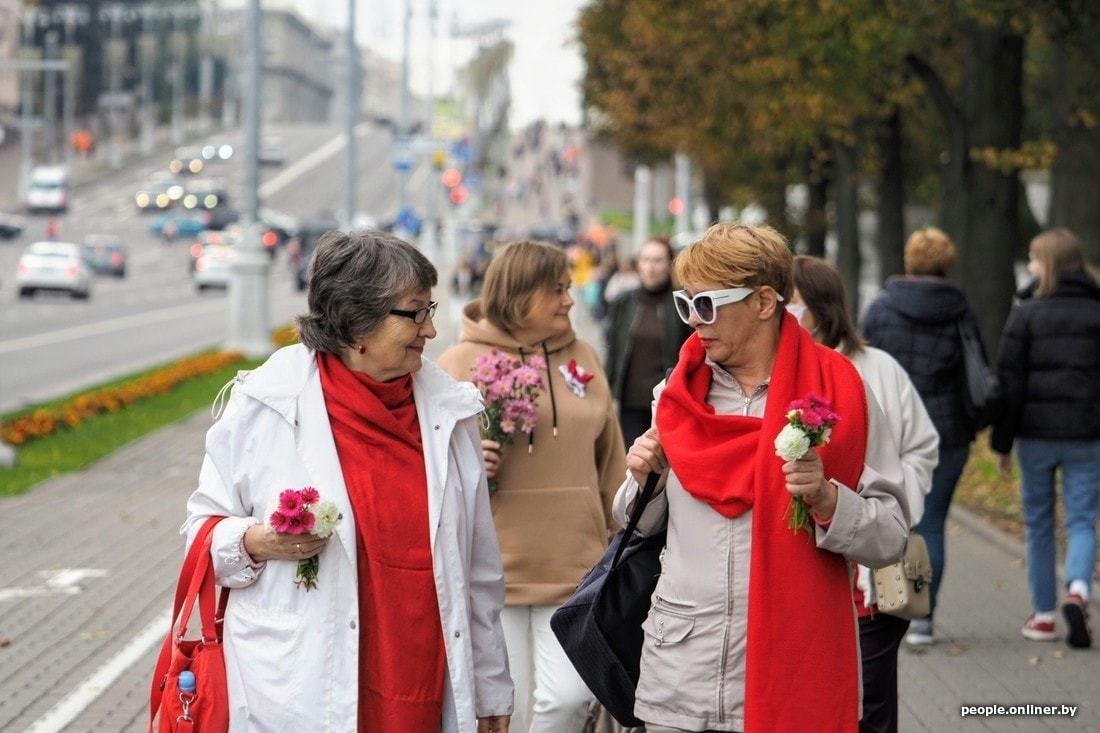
[847,345,939,528]
[182,344,513,732]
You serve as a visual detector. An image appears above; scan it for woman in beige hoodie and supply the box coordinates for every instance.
[438,240,627,733]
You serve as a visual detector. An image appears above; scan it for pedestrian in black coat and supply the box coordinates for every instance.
[861,226,990,647]
[992,229,1100,649]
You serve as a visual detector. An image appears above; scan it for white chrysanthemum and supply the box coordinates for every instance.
[774,424,811,461]
[312,500,343,538]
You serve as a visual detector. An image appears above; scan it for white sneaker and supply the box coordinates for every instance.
[905,617,934,646]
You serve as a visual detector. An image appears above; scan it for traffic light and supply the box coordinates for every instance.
[668,197,684,216]
[441,168,462,188]
[449,185,469,205]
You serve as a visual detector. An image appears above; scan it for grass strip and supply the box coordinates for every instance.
[0,356,262,497]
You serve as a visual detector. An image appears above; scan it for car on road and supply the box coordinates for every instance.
[153,211,212,239]
[0,212,26,239]
[193,243,237,291]
[180,180,228,211]
[134,177,184,212]
[16,241,93,299]
[168,147,207,176]
[259,140,288,166]
[200,143,234,161]
[81,235,128,277]
[25,166,71,213]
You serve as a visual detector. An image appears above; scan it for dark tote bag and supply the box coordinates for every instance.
[957,320,999,428]
[551,472,666,728]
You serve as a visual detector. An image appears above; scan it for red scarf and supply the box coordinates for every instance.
[657,314,867,732]
[318,353,446,732]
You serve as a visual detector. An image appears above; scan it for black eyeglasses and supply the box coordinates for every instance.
[389,301,438,324]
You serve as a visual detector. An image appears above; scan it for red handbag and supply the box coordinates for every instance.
[149,516,231,732]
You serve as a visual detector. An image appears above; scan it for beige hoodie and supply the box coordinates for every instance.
[437,300,627,606]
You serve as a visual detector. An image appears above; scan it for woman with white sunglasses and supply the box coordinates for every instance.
[611,223,908,732]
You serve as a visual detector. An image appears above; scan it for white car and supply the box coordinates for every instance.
[25,166,71,213]
[193,244,236,290]
[16,241,93,299]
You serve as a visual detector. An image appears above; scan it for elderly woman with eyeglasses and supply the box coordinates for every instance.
[183,230,513,732]
[614,223,908,732]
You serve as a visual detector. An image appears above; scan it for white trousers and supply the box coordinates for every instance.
[500,604,592,733]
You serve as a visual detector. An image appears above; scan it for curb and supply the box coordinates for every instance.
[949,504,1025,560]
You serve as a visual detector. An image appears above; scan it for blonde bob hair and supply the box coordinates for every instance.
[481,240,570,333]
[674,223,793,305]
[1029,228,1087,298]
[904,227,956,277]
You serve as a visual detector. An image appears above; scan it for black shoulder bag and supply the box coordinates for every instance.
[550,472,666,728]
[957,320,1000,428]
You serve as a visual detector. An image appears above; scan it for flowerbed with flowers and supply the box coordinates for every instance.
[1,351,245,446]
[0,325,302,496]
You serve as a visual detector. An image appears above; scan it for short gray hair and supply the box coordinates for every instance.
[296,229,437,354]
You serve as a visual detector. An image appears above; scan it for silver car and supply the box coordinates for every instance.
[193,243,236,291]
[17,241,93,299]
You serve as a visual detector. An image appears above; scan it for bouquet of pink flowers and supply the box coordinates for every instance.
[471,349,545,491]
[266,487,342,591]
[773,393,841,536]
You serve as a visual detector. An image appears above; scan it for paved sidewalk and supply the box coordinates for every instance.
[1,298,1097,730]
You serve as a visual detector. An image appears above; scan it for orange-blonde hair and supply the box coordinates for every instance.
[674,223,793,303]
[904,227,956,276]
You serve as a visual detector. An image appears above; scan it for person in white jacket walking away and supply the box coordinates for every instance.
[183,230,513,732]
[790,255,939,733]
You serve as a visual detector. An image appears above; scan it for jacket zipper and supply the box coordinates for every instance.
[716,520,734,722]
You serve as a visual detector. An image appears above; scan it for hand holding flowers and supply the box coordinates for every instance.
[244,487,343,591]
[774,394,840,535]
[471,349,544,491]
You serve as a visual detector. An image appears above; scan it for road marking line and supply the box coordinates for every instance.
[25,608,171,733]
[0,299,225,355]
[259,122,371,199]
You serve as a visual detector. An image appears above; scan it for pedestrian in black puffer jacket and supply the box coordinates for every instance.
[861,226,989,647]
[991,229,1100,649]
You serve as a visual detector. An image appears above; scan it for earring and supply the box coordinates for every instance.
[357,344,366,354]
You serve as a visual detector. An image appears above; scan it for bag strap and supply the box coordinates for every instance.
[149,516,226,730]
[611,472,661,570]
[609,365,676,570]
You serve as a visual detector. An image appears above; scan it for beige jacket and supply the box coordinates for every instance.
[438,300,627,606]
[612,361,909,731]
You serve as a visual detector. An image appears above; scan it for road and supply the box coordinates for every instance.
[0,123,432,412]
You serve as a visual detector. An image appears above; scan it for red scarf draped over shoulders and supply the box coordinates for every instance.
[317,352,446,732]
[656,313,868,732]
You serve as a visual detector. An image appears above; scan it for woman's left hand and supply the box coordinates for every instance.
[782,449,838,521]
[477,715,509,732]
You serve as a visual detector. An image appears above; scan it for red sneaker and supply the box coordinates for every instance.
[1062,594,1092,649]
[1021,615,1057,642]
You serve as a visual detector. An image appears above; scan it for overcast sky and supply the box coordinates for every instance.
[288,0,587,130]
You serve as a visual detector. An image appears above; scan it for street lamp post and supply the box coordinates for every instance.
[343,0,357,228]
[632,164,652,257]
[397,0,411,217]
[17,11,37,203]
[421,0,439,256]
[227,0,271,358]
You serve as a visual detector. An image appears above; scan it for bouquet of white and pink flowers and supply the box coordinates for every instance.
[266,487,342,591]
[774,393,841,536]
[471,349,545,492]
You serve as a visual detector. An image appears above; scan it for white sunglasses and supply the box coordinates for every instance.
[673,287,784,324]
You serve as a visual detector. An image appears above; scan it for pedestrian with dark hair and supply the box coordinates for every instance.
[183,230,513,732]
[605,237,692,447]
[993,228,1100,649]
[792,256,939,733]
